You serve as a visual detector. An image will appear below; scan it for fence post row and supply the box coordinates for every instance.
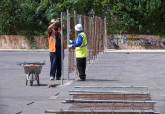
[60,11,107,83]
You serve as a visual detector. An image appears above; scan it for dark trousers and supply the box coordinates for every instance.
[76,58,86,80]
[50,52,61,79]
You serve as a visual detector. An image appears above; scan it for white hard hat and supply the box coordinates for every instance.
[50,19,56,23]
[75,24,83,31]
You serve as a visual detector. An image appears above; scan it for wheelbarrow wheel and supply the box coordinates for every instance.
[30,74,33,86]
[26,79,28,86]
[26,74,29,86]
[36,75,40,86]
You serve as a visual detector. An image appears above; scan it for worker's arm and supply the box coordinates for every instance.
[48,23,55,32]
[70,35,83,48]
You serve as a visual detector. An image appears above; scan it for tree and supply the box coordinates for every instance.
[0,0,164,35]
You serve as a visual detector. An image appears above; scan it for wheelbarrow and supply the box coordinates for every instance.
[18,62,45,86]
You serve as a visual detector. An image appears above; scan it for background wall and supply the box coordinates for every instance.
[107,34,165,49]
[0,35,48,49]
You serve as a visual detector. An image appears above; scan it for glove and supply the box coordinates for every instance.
[68,44,72,48]
[69,40,73,44]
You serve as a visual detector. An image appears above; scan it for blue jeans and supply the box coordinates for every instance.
[50,52,61,79]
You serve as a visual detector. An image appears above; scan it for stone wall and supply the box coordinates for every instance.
[0,35,48,49]
[107,34,165,49]
[33,36,48,49]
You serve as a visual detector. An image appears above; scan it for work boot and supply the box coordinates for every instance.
[56,77,61,80]
[80,75,86,81]
[75,76,86,81]
[50,76,54,80]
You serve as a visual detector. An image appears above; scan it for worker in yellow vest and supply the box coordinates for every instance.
[68,24,88,81]
[48,19,66,80]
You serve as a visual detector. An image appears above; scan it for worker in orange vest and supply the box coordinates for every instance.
[48,19,66,80]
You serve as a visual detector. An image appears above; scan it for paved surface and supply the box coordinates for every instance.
[0,51,74,114]
[0,50,165,114]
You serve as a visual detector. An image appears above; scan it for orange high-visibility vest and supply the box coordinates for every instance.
[48,36,56,52]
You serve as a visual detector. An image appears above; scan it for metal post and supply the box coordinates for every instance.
[88,16,92,64]
[104,17,107,51]
[74,11,78,78]
[94,16,97,60]
[92,17,94,61]
[66,10,70,80]
[96,17,98,58]
[60,12,64,85]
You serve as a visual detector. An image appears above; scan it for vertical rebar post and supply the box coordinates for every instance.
[104,17,107,51]
[74,11,78,78]
[93,16,96,60]
[67,10,70,80]
[95,17,97,58]
[91,16,94,62]
[61,12,64,85]
[89,16,92,63]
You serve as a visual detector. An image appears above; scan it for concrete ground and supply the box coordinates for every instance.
[0,50,165,114]
[0,51,73,114]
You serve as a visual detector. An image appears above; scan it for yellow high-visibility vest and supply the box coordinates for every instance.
[75,32,88,58]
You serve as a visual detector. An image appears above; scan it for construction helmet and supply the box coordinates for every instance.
[75,24,83,31]
[50,19,56,24]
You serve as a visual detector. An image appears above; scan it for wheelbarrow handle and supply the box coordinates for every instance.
[17,62,45,66]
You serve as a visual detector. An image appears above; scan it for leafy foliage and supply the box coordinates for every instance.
[0,0,164,35]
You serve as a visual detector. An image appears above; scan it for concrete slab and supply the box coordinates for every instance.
[0,51,165,114]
